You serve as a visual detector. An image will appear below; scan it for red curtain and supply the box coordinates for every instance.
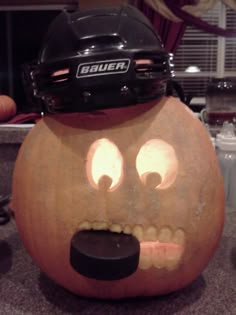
[134,0,194,53]
[163,0,236,37]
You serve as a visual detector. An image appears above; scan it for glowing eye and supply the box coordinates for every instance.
[86,138,124,192]
[136,139,178,190]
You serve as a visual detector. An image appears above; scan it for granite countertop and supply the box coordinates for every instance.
[0,124,34,144]
[0,207,235,315]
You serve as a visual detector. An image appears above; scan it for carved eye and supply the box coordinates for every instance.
[136,139,178,190]
[86,138,124,192]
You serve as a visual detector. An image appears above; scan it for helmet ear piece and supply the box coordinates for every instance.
[23,5,173,113]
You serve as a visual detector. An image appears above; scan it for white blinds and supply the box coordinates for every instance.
[173,2,236,104]
[225,6,236,73]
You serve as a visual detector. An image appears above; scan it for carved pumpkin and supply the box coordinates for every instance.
[12,96,224,299]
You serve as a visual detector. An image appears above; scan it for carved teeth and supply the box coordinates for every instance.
[152,243,166,269]
[92,221,108,230]
[158,227,172,243]
[78,221,91,230]
[123,225,132,234]
[133,225,143,241]
[172,229,185,245]
[139,245,153,270]
[145,226,157,241]
[110,224,122,233]
[77,222,185,271]
[165,245,184,271]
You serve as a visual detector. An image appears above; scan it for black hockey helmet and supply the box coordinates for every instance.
[23,5,174,113]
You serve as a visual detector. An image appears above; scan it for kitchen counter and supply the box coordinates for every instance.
[0,124,33,196]
[0,208,235,315]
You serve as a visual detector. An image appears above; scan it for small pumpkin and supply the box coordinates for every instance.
[0,95,17,122]
[12,96,224,299]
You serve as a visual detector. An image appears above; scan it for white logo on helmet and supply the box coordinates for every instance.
[76,59,130,78]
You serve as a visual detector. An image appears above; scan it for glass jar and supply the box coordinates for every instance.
[206,77,236,126]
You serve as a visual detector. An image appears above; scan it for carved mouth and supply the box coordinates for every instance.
[77,221,185,271]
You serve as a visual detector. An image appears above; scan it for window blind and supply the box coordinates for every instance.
[225,6,236,73]
[173,2,236,105]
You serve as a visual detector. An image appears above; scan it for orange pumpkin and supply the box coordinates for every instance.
[12,96,224,299]
[0,95,17,122]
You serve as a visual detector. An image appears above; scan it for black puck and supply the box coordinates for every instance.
[70,230,140,280]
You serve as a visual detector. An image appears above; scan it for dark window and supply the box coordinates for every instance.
[1,10,60,112]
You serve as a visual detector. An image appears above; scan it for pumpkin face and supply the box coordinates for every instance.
[12,97,224,299]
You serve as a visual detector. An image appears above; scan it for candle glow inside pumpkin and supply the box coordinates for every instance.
[86,138,178,192]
